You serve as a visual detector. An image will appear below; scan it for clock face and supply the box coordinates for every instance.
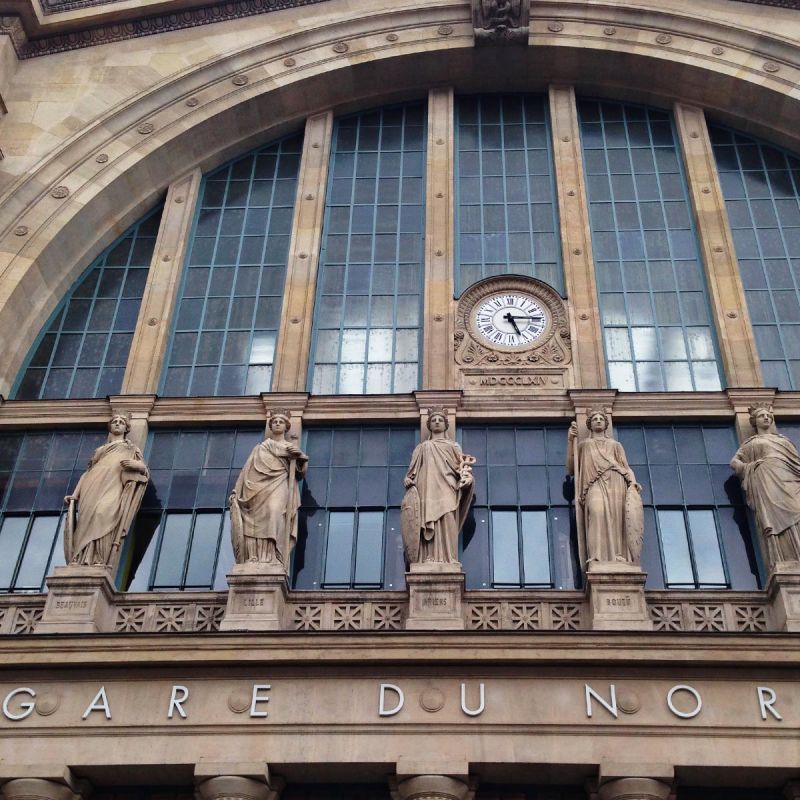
[474,293,548,349]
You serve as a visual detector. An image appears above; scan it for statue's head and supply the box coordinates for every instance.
[426,407,449,433]
[108,412,131,436]
[268,410,292,433]
[748,405,774,432]
[585,407,610,434]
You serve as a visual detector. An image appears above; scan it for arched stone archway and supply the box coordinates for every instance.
[0,0,798,394]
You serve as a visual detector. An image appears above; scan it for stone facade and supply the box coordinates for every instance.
[0,0,799,797]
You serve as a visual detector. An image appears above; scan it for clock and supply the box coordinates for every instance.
[474,292,548,349]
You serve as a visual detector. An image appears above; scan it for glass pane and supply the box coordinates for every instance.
[687,509,727,586]
[152,513,192,588]
[185,513,223,588]
[324,512,355,585]
[521,510,550,585]
[658,509,694,587]
[15,516,59,590]
[0,517,27,590]
[491,510,520,585]
[354,511,383,585]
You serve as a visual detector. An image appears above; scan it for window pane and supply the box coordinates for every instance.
[581,100,722,391]
[658,509,694,587]
[0,517,27,590]
[310,104,426,394]
[151,513,192,588]
[521,510,550,585]
[185,513,223,587]
[492,511,520,585]
[14,208,162,400]
[687,509,726,586]
[324,512,355,585]
[14,516,60,590]
[354,511,384,585]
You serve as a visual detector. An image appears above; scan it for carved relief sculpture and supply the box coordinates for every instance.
[64,413,150,569]
[567,408,644,569]
[229,410,309,567]
[472,0,529,44]
[401,409,476,566]
[730,406,800,569]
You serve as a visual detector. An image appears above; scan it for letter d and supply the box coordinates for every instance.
[379,683,404,717]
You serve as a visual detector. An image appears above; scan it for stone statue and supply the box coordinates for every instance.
[229,410,308,567]
[567,408,643,569]
[472,0,528,43]
[730,405,800,568]
[63,413,150,568]
[400,409,476,566]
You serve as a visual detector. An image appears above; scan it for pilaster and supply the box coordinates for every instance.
[272,111,334,392]
[673,103,762,388]
[121,169,202,395]
[422,87,456,391]
[549,85,606,389]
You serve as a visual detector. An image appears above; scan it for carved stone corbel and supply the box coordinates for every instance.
[471,0,529,45]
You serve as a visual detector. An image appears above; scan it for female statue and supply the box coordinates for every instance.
[64,413,150,568]
[567,408,643,568]
[401,409,475,565]
[229,411,308,567]
[730,406,800,567]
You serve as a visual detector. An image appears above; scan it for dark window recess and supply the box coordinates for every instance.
[617,424,761,590]
[125,428,263,591]
[13,206,162,401]
[293,426,417,590]
[459,425,580,591]
[0,430,107,591]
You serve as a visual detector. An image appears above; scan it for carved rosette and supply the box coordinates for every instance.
[454,275,572,368]
[472,0,529,45]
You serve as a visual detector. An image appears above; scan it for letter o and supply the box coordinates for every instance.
[667,684,702,719]
[3,688,36,721]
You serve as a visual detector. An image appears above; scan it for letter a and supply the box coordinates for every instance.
[82,686,112,720]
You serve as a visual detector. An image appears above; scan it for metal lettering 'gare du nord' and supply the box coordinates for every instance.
[53,404,800,587]
[0,680,791,724]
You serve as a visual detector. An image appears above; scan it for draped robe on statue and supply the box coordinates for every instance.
[402,437,474,564]
[230,438,305,564]
[66,439,149,567]
[731,433,800,564]
[575,437,636,565]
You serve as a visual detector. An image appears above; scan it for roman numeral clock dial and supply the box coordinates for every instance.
[473,293,548,349]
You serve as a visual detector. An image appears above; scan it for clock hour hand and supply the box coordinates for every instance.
[502,312,522,336]
[509,314,543,321]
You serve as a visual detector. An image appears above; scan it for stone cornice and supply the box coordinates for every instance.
[732,0,799,7]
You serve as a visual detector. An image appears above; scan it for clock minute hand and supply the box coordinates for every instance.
[509,314,543,321]
[502,312,522,336]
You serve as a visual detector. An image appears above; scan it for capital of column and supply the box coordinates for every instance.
[0,769,90,800]
[391,775,475,800]
[195,776,282,800]
[597,777,672,800]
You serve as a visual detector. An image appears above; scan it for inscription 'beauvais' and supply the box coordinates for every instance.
[0,682,786,723]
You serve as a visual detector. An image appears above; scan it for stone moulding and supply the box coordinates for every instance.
[0,0,329,58]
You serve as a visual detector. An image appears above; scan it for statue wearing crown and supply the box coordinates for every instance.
[63,412,150,569]
[229,410,309,567]
[731,405,800,568]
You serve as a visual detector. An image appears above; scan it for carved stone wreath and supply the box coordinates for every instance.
[454,275,572,367]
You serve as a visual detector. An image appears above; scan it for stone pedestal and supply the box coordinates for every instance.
[35,565,116,634]
[405,563,465,630]
[585,563,653,631]
[220,563,288,631]
[767,567,800,632]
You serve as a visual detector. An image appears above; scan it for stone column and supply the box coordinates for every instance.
[422,87,456,391]
[597,764,673,800]
[549,85,606,389]
[271,111,334,392]
[121,168,202,395]
[195,765,283,800]
[673,103,762,388]
[0,768,89,800]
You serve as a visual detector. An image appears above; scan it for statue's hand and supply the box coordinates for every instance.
[458,473,474,488]
[121,459,145,472]
[285,443,303,458]
[404,477,415,490]
[568,421,578,439]
[64,495,74,505]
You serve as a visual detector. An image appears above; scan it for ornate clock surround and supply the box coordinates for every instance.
[454,275,574,392]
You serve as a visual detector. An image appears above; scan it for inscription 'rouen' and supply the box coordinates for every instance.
[0,681,787,723]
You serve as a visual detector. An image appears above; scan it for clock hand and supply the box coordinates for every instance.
[509,314,544,321]
[503,312,522,336]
